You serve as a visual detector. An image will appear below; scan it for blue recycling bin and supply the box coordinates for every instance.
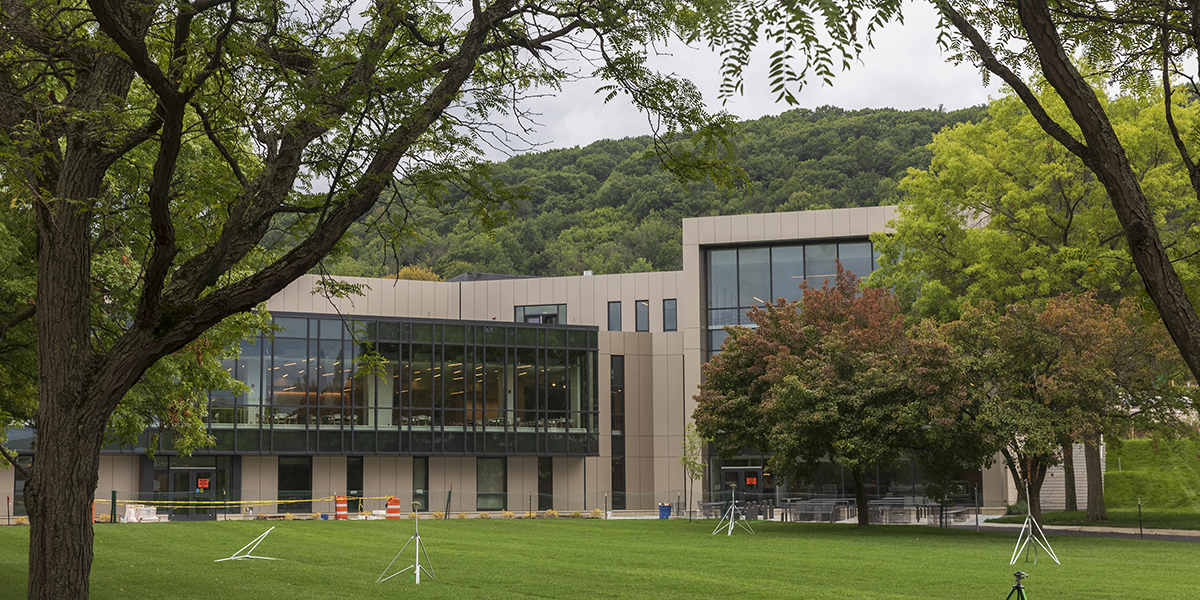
[658,503,671,519]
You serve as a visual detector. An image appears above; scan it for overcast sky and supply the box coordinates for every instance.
[481,2,1004,160]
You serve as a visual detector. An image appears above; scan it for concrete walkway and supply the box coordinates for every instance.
[964,517,1200,542]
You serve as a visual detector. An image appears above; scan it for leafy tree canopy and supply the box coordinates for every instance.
[870,86,1200,322]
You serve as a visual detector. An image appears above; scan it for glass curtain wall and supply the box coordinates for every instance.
[706,241,877,356]
[205,316,599,457]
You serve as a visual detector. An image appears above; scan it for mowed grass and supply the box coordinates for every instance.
[1,519,1198,599]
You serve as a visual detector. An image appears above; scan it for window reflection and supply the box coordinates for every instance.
[212,316,598,456]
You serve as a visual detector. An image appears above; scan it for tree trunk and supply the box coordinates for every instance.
[1085,437,1107,521]
[1012,0,1200,384]
[1062,443,1077,512]
[1000,449,1028,506]
[29,179,109,598]
[24,411,106,600]
[1027,459,1048,528]
[852,468,869,526]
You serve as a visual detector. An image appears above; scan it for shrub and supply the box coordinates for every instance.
[95,513,111,523]
[1005,500,1028,516]
[590,508,604,519]
[284,512,295,520]
[501,511,516,519]
[524,511,536,519]
[570,510,583,518]
[15,516,29,525]
[408,511,419,519]
[477,512,491,519]
[456,512,467,519]
[543,509,559,518]
[432,511,446,519]
[310,513,321,521]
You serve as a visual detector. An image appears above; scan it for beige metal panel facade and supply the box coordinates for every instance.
[96,455,140,515]
[241,456,278,513]
[509,457,537,514]
[363,456,412,512]
[728,214,749,242]
[0,465,13,519]
[430,457,473,514]
[312,456,347,514]
[559,456,586,511]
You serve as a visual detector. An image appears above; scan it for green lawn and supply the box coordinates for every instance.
[989,507,1200,530]
[2,519,1198,599]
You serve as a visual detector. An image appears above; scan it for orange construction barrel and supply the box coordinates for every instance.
[335,495,348,520]
[385,496,401,519]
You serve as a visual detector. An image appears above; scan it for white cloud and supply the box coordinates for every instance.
[480,2,1002,160]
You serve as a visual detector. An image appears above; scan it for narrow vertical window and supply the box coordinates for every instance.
[477,457,507,511]
[663,299,677,332]
[635,300,649,332]
[413,456,429,511]
[347,456,364,505]
[538,457,553,511]
[607,301,621,332]
[610,355,625,510]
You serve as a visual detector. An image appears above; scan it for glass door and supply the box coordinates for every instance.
[169,469,216,520]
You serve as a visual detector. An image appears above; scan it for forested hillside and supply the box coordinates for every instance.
[324,105,987,279]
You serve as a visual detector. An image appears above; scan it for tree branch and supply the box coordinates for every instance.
[0,446,29,479]
[936,0,1090,159]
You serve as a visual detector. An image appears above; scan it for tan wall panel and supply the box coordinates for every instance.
[568,277,585,325]
[419,281,436,318]
[96,456,140,518]
[561,457,586,511]
[552,276,567,305]
[312,456,346,513]
[848,207,869,236]
[363,279,382,315]
[982,457,1010,508]
[241,456,278,513]
[0,466,13,518]
[796,210,816,239]
[363,456,411,512]
[714,214,732,243]
[512,279,529,307]
[508,456,536,513]
[729,213,749,242]
[435,457,474,514]
[433,280,451,319]
[498,280,515,320]
[746,214,767,242]
[392,279,410,319]
[764,211,783,241]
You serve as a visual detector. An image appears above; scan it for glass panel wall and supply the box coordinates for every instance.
[706,240,878,357]
[206,315,599,457]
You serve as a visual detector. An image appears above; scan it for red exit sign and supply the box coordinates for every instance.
[197,478,210,489]
[745,476,757,486]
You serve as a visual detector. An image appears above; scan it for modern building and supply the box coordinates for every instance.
[4,206,1095,520]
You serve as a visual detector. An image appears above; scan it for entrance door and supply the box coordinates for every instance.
[169,469,216,520]
[721,467,764,501]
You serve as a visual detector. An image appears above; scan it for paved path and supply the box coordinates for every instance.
[960,517,1200,543]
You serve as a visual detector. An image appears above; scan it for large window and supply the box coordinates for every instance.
[607,301,621,332]
[278,456,313,513]
[706,240,877,356]
[635,300,649,332]
[477,457,507,511]
[663,299,677,332]
[516,304,566,324]
[205,316,600,457]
